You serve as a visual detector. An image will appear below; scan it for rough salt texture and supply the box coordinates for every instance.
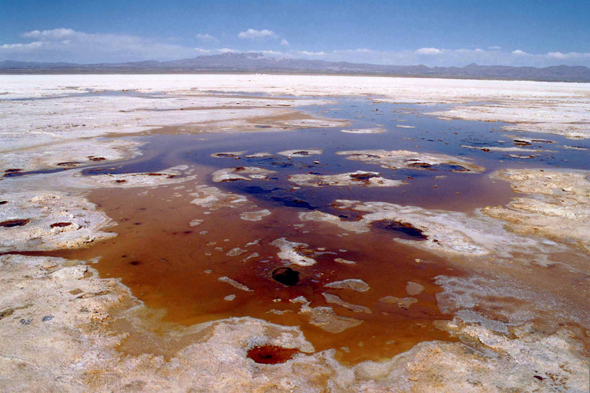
[299,199,577,268]
[379,296,418,309]
[239,209,271,221]
[3,74,588,142]
[336,150,485,173]
[190,186,249,210]
[461,144,555,153]
[211,151,247,158]
[289,171,403,188]
[277,149,323,158]
[0,138,143,173]
[270,238,317,266]
[324,279,370,292]
[0,192,115,252]
[211,166,276,182]
[322,293,372,314]
[0,254,588,392]
[341,128,385,134]
[484,168,590,252]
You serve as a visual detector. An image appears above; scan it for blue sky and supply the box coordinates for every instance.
[1,0,589,66]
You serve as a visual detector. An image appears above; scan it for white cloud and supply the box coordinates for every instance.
[333,48,373,54]
[297,51,326,56]
[196,33,218,43]
[281,39,289,46]
[1,41,44,50]
[258,50,284,56]
[547,52,566,59]
[416,47,442,55]
[512,49,528,55]
[1,28,197,63]
[306,47,590,67]
[2,29,590,68]
[22,28,76,39]
[238,29,277,39]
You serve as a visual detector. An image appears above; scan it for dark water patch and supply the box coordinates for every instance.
[241,186,279,195]
[0,219,30,228]
[50,222,72,228]
[371,220,428,241]
[349,172,380,181]
[270,196,317,210]
[247,345,299,364]
[272,267,300,286]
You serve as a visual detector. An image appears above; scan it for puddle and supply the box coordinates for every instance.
[247,345,300,364]
[42,96,590,365]
[0,219,30,228]
[371,220,428,241]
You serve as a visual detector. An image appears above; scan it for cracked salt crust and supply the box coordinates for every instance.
[289,171,403,188]
[336,150,485,173]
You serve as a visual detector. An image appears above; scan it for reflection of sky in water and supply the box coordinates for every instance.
[86,96,588,213]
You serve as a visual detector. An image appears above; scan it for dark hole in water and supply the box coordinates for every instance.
[349,172,380,181]
[371,220,428,241]
[247,345,300,364]
[0,201,7,205]
[116,180,127,183]
[292,151,309,156]
[514,140,532,146]
[270,161,293,168]
[406,162,433,169]
[272,267,300,286]
[0,219,30,228]
[242,186,277,195]
[338,212,364,222]
[130,261,141,266]
[50,222,72,228]
[271,196,316,210]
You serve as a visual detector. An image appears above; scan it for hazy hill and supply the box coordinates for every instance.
[1,52,590,82]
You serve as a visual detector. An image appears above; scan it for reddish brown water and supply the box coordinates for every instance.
[54,181,464,364]
[42,97,590,365]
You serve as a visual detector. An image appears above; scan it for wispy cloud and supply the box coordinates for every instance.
[416,47,442,55]
[1,41,45,50]
[22,28,76,39]
[238,29,277,39]
[196,33,218,43]
[2,28,590,67]
[296,50,326,56]
[1,28,197,63]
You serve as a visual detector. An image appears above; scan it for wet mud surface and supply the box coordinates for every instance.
[40,96,590,365]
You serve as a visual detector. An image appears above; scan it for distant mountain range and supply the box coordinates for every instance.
[1,52,590,82]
